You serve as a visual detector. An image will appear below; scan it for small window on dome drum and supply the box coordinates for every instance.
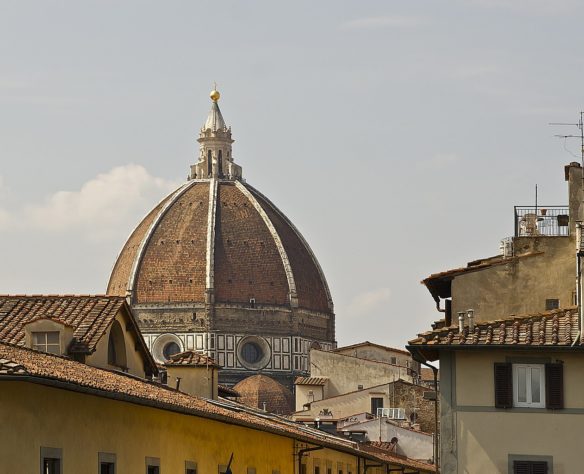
[241,342,262,364]
[163,342,181,361]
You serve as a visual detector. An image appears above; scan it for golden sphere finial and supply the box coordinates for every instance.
[210,89,220,102]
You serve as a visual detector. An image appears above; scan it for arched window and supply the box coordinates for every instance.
[207,150,212,176]
[108,320,127,368]
[218,150,223,177]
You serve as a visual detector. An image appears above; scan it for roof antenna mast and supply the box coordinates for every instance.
[550,112,584,343]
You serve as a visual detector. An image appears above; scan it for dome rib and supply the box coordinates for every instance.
[246,184,334,312]
[206,178,219,301]
[126,179,201,302]
[234,181,298,307]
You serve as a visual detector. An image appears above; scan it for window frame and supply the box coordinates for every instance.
[33,331,61,355]
[494,361,563,410]
[146,456,160,474]
[512,363,546,408]
[40,447,62,474]
[185,460,197,474]
[508,454,552,474]
[99,452,116,474]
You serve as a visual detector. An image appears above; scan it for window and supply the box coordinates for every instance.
[513,460,548,473]
[163,342,181,361]
[146,457,160,474]
[33,332,60,355]
[108,321,127,368]
[241,342,262,364]
[99,452,116,474]
[513,364,545,408]
[371,397,384,415]
[545,299,559,311]
[41,447,62,474]
[185,461,197,474]
[494,362,563,409]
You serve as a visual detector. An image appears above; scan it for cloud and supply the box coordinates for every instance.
[340,16,428,30]
[417,153,461,170]
[461,0,580,14]
[346,287,391,317]
[1,165,179,242]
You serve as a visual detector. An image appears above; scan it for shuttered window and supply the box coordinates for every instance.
[513,460,548,474]
[494,362,564,410]
[545,363,564,409]
[494,363,513,408]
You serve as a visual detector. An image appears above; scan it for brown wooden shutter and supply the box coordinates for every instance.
[513,461,530,474]
[513,461,548,474]
[546,363,564,409]
[494,362,513,408]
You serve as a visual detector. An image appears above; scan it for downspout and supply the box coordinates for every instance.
[297,445,323,474]
[411,351,439,474]
[576,222,583,346]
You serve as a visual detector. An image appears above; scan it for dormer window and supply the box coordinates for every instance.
[107,320,127,369]
[32,331,60,355]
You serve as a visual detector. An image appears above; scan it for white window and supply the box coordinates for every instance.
[513,364,545,408]
[33,331,60,355]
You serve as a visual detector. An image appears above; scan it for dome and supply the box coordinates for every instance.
[233,374,294,415]
[106,89,335,390]
[106,179,333,313]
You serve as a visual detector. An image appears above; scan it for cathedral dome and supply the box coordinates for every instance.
[106,178,333,313]
[107,89,333,316]
[107,89,335,389]
[233,374,294,415]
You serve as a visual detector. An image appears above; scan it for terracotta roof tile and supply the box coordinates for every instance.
[164,350,220,367]
[0,295,125,350]
[409,307,579,349]
[295,376,328,386]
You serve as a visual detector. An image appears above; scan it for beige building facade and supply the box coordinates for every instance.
[410,162,584,473]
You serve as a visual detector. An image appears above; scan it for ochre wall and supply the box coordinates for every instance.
[451,237,575,323]
[0,381,408,474]
[166,365,218,399]
[86,310,148,378]
[0,381,292,474]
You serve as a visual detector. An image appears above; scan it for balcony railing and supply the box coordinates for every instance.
[514,206,570,237]
[377,407,406,419]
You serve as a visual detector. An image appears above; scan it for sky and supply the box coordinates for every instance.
[1,0,584,349]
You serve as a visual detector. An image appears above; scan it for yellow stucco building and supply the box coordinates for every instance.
[0,341,434,474]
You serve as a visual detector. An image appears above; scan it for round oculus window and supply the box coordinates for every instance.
[236,336,271,370]
[241,342,262,364]
[163,341,181,360]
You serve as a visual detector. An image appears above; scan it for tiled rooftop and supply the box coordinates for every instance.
[295,376,328,386]
[409,307,579,348]
[0,295,125,350]
[0,342,434,473]
[164,350,220,367]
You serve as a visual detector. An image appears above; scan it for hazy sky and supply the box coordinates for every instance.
[1,0,584,349]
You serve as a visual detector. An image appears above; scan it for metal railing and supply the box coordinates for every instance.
[377,407,406,419]
[514,206,570,237]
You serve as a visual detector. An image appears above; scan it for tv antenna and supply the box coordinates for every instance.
[550,112,584,166]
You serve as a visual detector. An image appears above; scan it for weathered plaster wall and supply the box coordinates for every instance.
[309,350,413,397]
[451,237,575,322]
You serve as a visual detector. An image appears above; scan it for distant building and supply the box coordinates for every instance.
[409,162,584,473]
[291,342,435,462]
[107,89,335,388]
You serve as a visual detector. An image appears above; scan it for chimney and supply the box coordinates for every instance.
[458,312,465,332]
[467,309,475,332]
